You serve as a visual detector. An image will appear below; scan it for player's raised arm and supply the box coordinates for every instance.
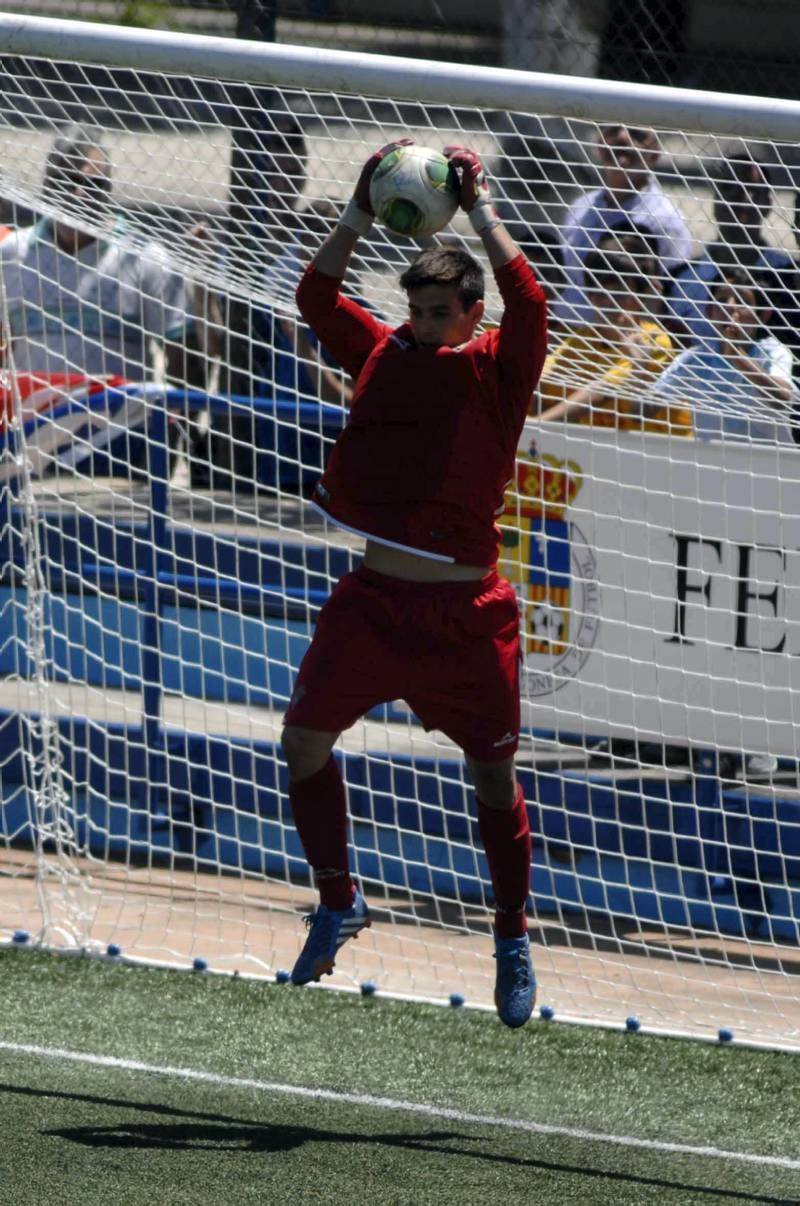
[443,145,521,269]
[444,145,548,409]
[296,142,409,381]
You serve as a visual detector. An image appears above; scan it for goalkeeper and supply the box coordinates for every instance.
[282,142,548,1028]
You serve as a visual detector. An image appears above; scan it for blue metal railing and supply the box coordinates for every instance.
[0,387,347,801]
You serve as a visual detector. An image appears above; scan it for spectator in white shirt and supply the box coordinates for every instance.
[0,124,187,380]
[555,124,693,328]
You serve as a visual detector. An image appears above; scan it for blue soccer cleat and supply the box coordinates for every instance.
[493,932,536,1028]
[290,889,371,985]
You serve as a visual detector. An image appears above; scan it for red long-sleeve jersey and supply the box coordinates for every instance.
[296,253,548,566]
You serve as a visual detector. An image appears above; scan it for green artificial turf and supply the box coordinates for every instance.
[0,950,798,1204]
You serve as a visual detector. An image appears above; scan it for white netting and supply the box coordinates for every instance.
[1,18,800,1048]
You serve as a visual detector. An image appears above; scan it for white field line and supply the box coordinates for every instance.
[1,1039,799,1173]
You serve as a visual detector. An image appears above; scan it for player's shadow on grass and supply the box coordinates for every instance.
[0,1082,784,1204]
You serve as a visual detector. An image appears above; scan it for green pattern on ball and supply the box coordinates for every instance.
[382,197,425,236]
[372,148,403,179]
[424,157,451,188]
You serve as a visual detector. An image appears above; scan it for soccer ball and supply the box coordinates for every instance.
[369,144,459,239]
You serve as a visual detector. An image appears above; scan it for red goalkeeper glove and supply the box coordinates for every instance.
[443,145,500,233]
[354,138,414,213]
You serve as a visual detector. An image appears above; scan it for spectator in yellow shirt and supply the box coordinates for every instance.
[537,242,692,435]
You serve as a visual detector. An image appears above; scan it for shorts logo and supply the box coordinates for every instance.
[492,731,517,748]
[500,442,601,697]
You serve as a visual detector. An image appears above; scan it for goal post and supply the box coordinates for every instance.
[1,12,800,1049]
[4,12,800,140]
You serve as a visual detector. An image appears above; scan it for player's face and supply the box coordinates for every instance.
[406,285,484,348]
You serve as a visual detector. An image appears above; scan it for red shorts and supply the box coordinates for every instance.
[284,566,521,762]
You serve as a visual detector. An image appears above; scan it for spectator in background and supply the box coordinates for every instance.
[538,243,692,435]
[787,188,800,362]
[789,190,800,445]
[495,220,566,301]
[555,124,692,328]
[203,111,314,491]
[0,125,198,476]
[490,110,596,305]
[654,267,796,444]
[0,124,189,381]
[194,199,353,494]
[666,148,798,352]
[594,220,667,317]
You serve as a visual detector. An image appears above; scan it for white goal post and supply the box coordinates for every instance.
[2,12,800,1049]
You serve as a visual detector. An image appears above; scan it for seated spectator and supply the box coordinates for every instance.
[200,113,321,492]
[666,147,798,352]
[787,188,800,367]
[654,267,796,443]
[555,124,692,328]
[537,245,692,435]
[218,201,347,404]
[1,124,189,381]
[0,125,196,476]
[595,220,666,314]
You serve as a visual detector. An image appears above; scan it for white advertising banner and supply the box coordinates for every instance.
[506,423,800,757]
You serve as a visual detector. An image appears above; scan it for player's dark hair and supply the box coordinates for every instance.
[399,248,485,310]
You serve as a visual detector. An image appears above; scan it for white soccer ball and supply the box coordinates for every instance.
[369,144,459,239]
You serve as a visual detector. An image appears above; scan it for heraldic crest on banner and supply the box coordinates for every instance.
[500,440,601,695]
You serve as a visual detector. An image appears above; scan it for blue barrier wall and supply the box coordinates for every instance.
[2,708,799,942]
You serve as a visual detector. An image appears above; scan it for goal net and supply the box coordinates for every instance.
[2,14,800,1049]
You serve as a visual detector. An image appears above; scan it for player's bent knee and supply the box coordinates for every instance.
[281,725,339,782]
[466,755,517,810]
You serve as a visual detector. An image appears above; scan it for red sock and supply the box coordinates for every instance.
[289,756,355,911]
[477,784,531,939]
